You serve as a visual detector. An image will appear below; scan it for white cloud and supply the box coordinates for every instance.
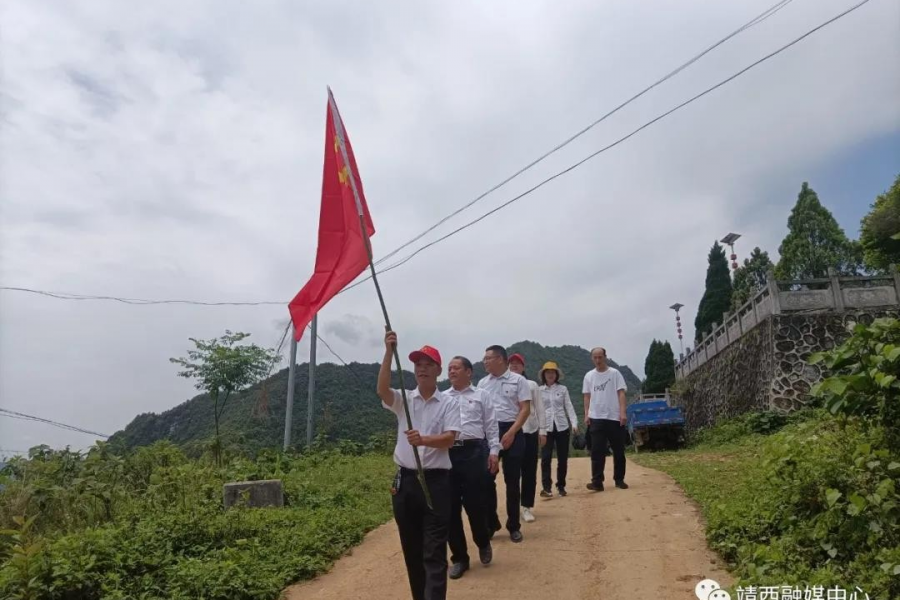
[1,0,898,450]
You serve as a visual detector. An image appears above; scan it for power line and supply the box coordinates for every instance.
[340,0,873,289]
[370,0,797,269]
[0,408,110,438]
[0,286,283,306]
[0,0,872,308]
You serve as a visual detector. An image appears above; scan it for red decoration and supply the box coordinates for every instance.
[288,94,376,341]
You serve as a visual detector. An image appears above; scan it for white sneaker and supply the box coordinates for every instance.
[522,507,535,523]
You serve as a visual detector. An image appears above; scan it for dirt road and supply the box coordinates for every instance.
[282,457,732,600]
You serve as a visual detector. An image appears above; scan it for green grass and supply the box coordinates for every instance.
[633,411,900,599]
[0,443,396,600]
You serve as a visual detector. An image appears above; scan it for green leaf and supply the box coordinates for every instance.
[888,462,900,471]
[895,565,900,575]
[826,489,842,507]
[808,352,827,365]
[888,347,900,362]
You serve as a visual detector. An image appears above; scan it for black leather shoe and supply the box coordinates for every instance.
[479,543,493,565]
[558,487,568,497]
[615,481,629,489]
[449,562,469,579]
[586,482,604,492]
[509,530,523,543]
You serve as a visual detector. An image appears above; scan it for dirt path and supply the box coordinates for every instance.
[282,457,732,599]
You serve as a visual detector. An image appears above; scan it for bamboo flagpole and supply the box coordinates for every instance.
[326,87,433,509]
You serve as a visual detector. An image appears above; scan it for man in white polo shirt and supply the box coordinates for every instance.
[477,344,531,543]
[444,355,499,580]
[582,346,629,491]
[377,331,461,600]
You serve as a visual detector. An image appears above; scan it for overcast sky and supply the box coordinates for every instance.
[1,0,898,455]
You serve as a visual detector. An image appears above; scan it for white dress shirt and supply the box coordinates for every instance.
[383,387,461,469]
[541,383,579,432]
[477,369,532,424]
[522,379,548,435]
[445,385,501,456]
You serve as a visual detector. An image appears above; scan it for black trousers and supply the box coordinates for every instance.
[541,424,571,491]
[448,443,491,565]
[589,419,626,485]
[392,468,452,600]
[521,431,540,508]
[486,421,524,533]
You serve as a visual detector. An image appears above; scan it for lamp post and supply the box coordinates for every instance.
[721,232,742,275]
[669,303,685,358]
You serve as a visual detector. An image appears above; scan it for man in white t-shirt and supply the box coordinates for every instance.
[582,347,629,491]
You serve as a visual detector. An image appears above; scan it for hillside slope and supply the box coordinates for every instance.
[109,341,641,453]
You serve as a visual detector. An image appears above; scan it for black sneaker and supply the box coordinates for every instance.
[558,487,568,497]
[539,488,553,498]
[479,543,493,565]
[615,481,629,490]
[509,530,523,543]
[586,482,604,492]
[449,562,469,579]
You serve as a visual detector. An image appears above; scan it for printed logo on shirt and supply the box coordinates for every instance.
[594,380,610,392]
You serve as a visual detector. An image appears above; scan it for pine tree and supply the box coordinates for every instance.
[694,241,733,342]
[731,247,774,309]
[643,339,675,394]
[775,182,862,280]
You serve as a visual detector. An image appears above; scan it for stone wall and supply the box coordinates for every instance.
[770,309,900,411]
[676,308,900,432]
[674,318,773,432]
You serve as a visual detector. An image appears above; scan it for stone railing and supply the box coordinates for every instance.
[676,268,900,380]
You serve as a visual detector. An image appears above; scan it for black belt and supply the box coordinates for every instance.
[399,467,450,477]
[452,439,485,447]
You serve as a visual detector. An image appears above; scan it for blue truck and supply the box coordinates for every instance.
[626,393,685,451]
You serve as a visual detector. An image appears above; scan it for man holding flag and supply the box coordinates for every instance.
[377,332,460,600]
[289,90,450,599]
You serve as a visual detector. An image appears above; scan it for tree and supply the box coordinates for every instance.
[775,182,862,280]
[642,339,675,394]
[731,247,775,309]
[695,241,733,342]
[170,331,279,466]
[860,174,900,273]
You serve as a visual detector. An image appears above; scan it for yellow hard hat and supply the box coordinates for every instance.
[539,361,563,382]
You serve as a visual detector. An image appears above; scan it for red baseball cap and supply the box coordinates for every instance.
[509,353,525,365]
[409,345,442,367]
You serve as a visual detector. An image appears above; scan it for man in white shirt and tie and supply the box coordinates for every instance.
[444,355,500,580]
[377,331,461,600]
[477,344,531,543]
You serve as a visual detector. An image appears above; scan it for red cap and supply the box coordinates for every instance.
[409,345,442,367]
[508,353,525,365]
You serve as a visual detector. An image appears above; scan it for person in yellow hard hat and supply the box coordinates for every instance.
[538,361,579,498]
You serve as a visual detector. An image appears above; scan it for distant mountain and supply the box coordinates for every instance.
[109,341,641,454]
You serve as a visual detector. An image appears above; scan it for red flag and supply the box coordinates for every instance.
[288,92,375,341]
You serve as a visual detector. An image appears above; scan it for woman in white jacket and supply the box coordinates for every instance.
[538,361,579,498]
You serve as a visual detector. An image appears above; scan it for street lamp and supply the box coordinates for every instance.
[721,232,742,273]
[669,303,685,358]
